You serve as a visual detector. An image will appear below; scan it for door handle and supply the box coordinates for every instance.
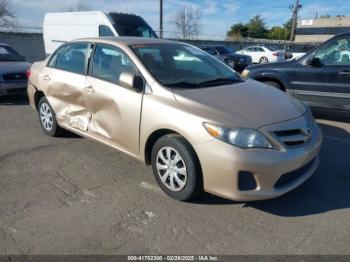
[86,86,95,94]
[339,70,350,76]
[42,75,51,81]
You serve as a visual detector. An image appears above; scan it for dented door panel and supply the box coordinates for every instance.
[84,77,143,154]
[40,67,90,131]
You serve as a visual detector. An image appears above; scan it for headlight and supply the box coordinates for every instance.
[241,69,250,77]
[203,123,273,149]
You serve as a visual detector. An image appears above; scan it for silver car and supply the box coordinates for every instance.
[0,43,30,95]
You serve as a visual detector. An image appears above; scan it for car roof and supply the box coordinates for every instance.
[72,37,177,46]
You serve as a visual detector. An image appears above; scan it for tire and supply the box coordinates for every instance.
[151,134,203,201]
[259,56,269,63]
[38,96,63,137]
[263,81,284,91]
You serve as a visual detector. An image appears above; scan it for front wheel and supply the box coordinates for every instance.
[38,96,63,137]
[151,135,203,201]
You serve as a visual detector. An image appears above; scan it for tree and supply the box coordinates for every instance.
[320,14,331,18]
[283,18,292,40]
[268,26,286,40]
[171,5,202,39]
[247,15,267,38]
[0,0,16,26]
[227,23,249,39]
[64,0,92,11]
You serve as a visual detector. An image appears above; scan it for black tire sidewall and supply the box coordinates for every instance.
[259,57,268,63]
[151,135,202,201]
[38,97,60,137]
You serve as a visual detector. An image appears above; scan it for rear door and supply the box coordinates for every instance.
[294,35,350,111]
[84,43,143,154]
[40,42,91,130]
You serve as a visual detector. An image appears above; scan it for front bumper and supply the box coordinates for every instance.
[194,116,323,201]
[0,81,27,95]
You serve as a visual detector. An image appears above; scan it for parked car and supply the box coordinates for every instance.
[199,45,252,72]
[242,32,350,114]
[44,11,158,54]
[0,43,30,95]
[27,37,322,202]
[236,46,285,64]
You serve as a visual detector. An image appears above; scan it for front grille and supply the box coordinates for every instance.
[2,73,27,82]
[274,158,316,189]
[273,127,312,147]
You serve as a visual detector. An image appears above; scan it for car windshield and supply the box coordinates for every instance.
[109,13,158,38]
[131,43,242,88]
[215,46,234,54]
[0,45,24,62]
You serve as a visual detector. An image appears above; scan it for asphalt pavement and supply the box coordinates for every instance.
[0,95,349,255]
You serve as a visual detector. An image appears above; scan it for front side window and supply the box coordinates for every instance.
[91,44,137,84]
[0,45,24,62]
[54,43,89,75]
[99,25,115,37]
[131,43,242,88]
[314,36,350,65]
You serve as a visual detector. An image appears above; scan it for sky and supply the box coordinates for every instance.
[11,0,350,36]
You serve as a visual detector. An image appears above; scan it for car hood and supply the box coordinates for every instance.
[0,61,31,74]
[172,79,305,129]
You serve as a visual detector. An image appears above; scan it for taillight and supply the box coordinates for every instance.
[26,69,31,78]
[272,52,277,56]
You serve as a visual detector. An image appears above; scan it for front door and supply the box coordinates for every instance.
[84,43,143,154]
[293,35,350,111]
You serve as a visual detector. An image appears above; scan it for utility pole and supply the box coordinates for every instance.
[289,0,302,42]
[159,0,163,38]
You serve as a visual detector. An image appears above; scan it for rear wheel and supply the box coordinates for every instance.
[259,56,269,63]
[38,97,63,137]
[151,135,203,201]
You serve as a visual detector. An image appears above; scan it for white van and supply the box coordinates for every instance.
[43,11,158,55]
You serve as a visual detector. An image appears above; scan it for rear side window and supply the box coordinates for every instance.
[99,25,115,37]
[52,43,89,75]
[91,44,137,84]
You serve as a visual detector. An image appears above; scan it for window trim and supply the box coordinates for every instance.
[88,42,144,90]
[46,41,90,76]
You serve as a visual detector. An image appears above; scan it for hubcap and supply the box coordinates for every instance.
[40,102,54,131]
[156,146,187,192]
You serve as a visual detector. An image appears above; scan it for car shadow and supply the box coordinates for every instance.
[0,94,29,106]
[192,123,350,217]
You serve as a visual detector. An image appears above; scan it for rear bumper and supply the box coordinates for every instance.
[194,116,323,201]
[0,81,27,95]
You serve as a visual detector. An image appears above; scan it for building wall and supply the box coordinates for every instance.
[0,32,45,62]
[295,17,350,43]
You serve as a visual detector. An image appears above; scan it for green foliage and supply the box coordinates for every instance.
[227,16,293,40]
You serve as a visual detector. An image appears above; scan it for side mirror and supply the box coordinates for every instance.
[307,57,323,67]
[119,72,144,92]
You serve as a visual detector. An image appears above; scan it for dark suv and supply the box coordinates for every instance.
[243,32,350,114]
[199,45,252,73]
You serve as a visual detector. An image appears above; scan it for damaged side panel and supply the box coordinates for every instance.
[84,77,143,155]
[41,68,91,132]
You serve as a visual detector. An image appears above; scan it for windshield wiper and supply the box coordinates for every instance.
[165,81,199,88]
[197,77,242,87]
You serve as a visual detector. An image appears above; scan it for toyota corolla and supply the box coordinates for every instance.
[27,37,322,201]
